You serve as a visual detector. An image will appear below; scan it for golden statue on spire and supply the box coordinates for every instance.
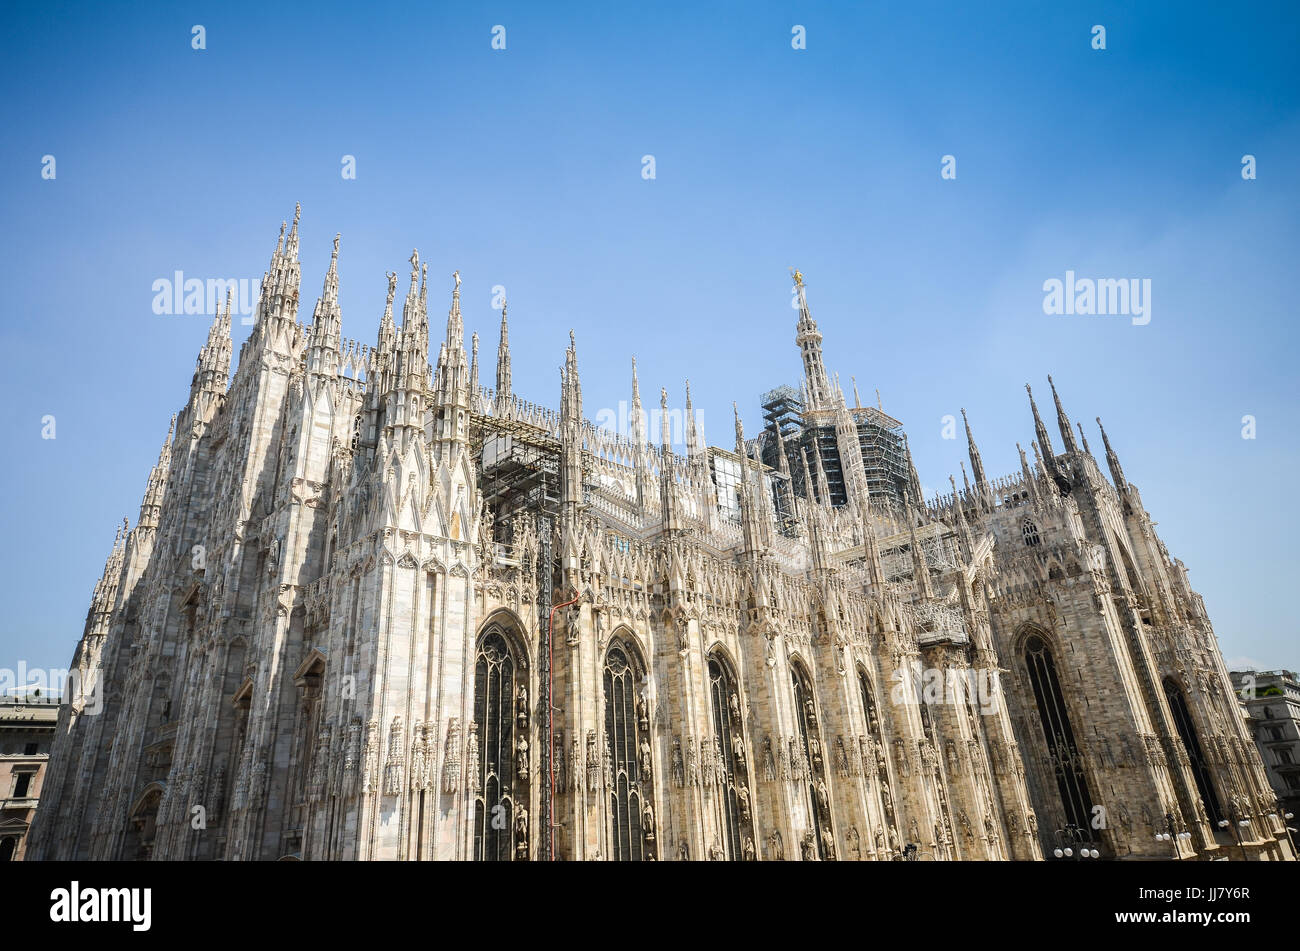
[790,267,804,287]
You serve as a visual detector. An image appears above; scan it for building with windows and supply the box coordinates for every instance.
[1232,669,1300,829]
[1,693,59,860]
[27,211,1293,861]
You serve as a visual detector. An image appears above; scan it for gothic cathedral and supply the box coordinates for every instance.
[28,208,1293,862]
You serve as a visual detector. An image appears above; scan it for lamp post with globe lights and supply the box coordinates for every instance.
[1052,823,1100,860]
[1217,801,1251,861]
[1153,811,1192,858]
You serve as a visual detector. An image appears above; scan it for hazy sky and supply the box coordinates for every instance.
[1,1,1297,678]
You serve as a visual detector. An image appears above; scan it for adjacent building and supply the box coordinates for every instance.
[1233,669,1300,829]
[1,692,59,860]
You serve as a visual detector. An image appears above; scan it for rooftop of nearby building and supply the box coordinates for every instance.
[0,689,62,725]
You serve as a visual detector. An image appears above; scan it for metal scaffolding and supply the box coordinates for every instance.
[470,411,562,859]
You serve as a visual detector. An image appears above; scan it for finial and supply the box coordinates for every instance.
[452,269,461,291]
[789,266,804,287]
[569,329,575,349]
[332,233,340,260]
[385,271,397,308]
[851,376,861,408]
[875,388,882,411]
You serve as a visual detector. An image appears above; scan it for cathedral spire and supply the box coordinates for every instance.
[684,379,702,461]
[791,268,831,413]
[495,300,511,416]
[833,381,868,508]
[1077,422,1092,456]
[1017,442,1040,504]
[769,417,798,529]
[1097,417,1128,491]
[961,408,987,489]
[948,473,974,558]
[904,437,924,511]
[403,249,422,328]
[308,234,343,377]
[137,415,176,532]
[660,387,680,534]
[770,417,791,476]
[810,436,832,507]
[395,250,430,403]
[193,290,233,398]
[382,270,397,328]
[660,387,672,452]
[906,489,934,599]
[800,445,816,506]
[257,203,303,328]
[1048,375,1079,453]
[800,446,831,570]
[1031,439,1057,499]
[321,233,340,303]
[469,332,480,395]
[1026,383,1055,460]
[285,201,301,257]
[630,357,645,446]
[631,358,651,508]
[559,332,584,567]
[858,498,885,588]
[444,266,463,347]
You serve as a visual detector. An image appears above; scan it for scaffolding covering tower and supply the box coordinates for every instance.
[470,410,562,858]
[759,383,911,513]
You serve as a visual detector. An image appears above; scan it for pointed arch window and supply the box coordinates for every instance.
[708,652,751,859]
[1022,518,1041,547]
[1163,678,1224,825]
[792,662,832,858]
[858,670,881,737]
[1023,635,1096,842]
[472,626,524,861]
[604,642,654,860]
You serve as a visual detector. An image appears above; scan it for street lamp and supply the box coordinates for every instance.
[1153,812,1192,858]
[1053,823,1100,859]
[1216,801,1251,861]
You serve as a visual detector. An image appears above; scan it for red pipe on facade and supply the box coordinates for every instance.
[547,587,581,861]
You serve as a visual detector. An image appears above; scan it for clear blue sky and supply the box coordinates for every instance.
[1,1,1296,677]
